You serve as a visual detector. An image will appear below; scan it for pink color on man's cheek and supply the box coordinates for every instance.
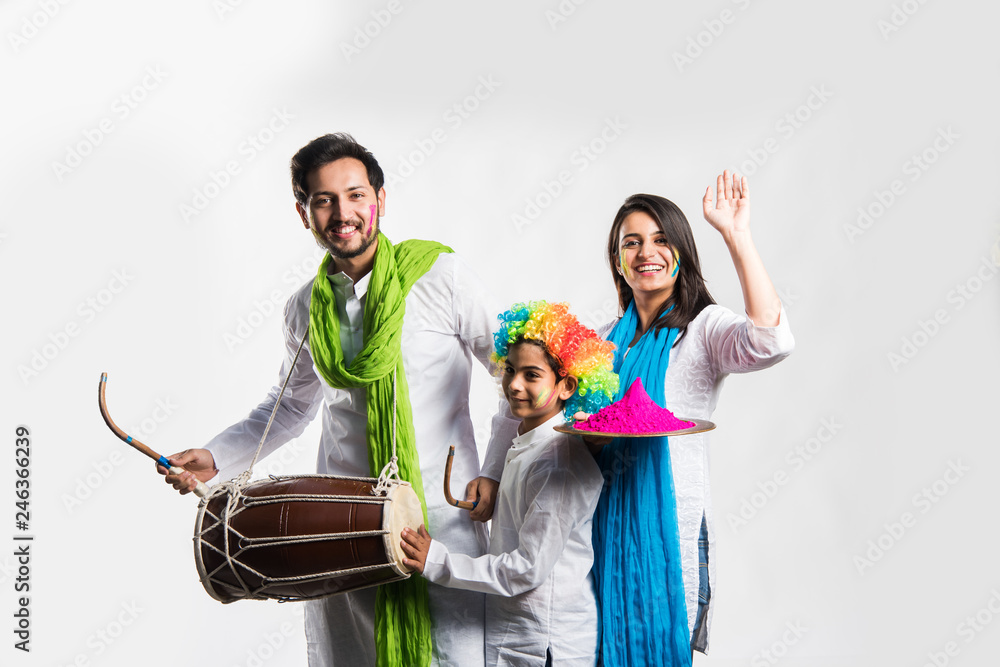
[367,205,376,234]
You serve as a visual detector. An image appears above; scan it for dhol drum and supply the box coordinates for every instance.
[194,474,424,603]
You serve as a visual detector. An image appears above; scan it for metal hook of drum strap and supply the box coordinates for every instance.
[235,331,310,488]
[372,367,400,497]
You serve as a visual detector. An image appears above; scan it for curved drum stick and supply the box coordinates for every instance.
[98,373,210,499]
[443,445,477,511]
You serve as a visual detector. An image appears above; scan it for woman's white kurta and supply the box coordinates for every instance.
[599,304,794,651]
[423,415,603,666]
[205,253,518,667]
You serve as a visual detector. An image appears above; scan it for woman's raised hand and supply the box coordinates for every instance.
[702,170,750,240]
[702,170,782,326]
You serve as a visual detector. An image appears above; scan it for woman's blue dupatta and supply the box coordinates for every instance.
[593,301,692,666]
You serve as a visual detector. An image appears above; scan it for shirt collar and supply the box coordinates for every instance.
[354,271,371,299]
[510,413,565,452]
[327,269,372,300]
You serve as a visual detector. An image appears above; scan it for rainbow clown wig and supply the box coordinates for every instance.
[492,301,619,418]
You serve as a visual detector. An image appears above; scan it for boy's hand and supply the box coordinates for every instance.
[465,476,499,522]
[573,411,612,455]
[401,525,432,574]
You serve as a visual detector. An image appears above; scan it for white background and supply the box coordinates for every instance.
[2,1,998,665]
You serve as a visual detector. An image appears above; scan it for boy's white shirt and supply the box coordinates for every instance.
[423,412,603,665]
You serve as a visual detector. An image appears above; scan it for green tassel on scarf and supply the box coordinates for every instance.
[309,231,452,667]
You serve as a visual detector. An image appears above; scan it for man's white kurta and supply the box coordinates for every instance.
[598,304,794,652]
[205,252,517,667]
[423,414,603,666]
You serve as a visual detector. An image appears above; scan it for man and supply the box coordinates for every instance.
[162,133,515,666]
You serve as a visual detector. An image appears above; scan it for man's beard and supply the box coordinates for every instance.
[312,220,378,259]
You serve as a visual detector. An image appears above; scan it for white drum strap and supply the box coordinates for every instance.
[221,329,399,499]
[372,367,400,497]
[235,331,311,489]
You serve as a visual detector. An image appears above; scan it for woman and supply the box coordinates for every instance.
[591,171,794,665]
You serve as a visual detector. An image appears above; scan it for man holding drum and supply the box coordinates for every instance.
[160,133,517,667]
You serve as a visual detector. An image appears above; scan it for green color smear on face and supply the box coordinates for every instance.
[535,386,553,409]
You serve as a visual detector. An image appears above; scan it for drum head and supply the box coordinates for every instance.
[383,482,424,574]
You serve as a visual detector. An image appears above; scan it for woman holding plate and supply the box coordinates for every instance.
[589,171,795,665]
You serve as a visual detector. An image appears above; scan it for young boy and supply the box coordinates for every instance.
[401,301,618,666]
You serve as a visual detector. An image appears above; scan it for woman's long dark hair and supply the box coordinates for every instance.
[606,194,715,335]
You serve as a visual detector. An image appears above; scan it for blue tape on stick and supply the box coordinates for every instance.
[126,436,133,443]
[157,456,171,468]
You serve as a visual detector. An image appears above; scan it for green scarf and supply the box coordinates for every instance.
[309,232,451,667]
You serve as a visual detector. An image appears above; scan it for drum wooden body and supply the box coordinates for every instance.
[194,475,423,603]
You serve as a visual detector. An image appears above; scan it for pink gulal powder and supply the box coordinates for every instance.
[575,378,694,433]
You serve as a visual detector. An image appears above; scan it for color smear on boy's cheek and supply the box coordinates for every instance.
[535,387,554,409]
[367,205,376,234]
[671,248,680,277]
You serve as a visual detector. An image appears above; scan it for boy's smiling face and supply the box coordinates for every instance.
[502,342,578,434]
